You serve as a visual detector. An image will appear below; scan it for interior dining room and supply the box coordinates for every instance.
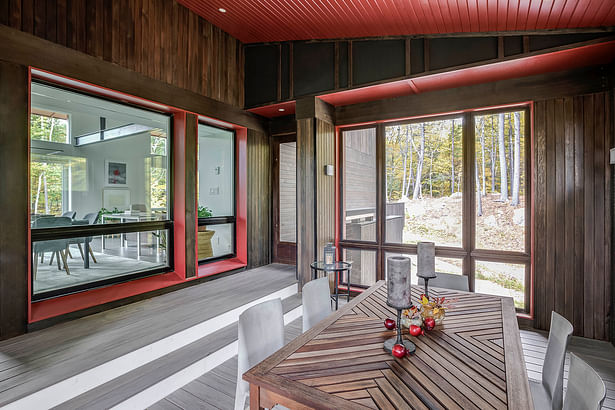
[0,1,614,409]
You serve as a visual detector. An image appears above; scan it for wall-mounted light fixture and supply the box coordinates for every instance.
[324,164,334,176]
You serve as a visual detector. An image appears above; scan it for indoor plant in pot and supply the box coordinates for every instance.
[197,206,215,260]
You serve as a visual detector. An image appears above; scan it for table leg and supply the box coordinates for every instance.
[84,239,90,269]
[249,384,262,410]
[347,268,351,302]
[335,270,339,310]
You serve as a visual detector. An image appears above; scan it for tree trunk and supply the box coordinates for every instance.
[34,172,43,214]
[476,159,482,216]
[48,118,56,141]
[498,113,508,201]
[43,172,49,214]
[401,127,407,200]
[511,111,522,206]
[450,119,455,195]
[490,116,496,193]
[479,118,486,195]
[508,113,514,197]
[429,149,434,197]
[413,123,425,200]
[406,131,413,198]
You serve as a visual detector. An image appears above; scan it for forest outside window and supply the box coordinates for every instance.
[339,107,530,311]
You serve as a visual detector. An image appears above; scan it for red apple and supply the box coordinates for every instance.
[424,317,436,331]
[384,318,396,330]
[409,324,422,337]
[391,343,406,358]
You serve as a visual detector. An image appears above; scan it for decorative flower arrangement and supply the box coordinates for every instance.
[419,294,456,326]
[401,305,422,328]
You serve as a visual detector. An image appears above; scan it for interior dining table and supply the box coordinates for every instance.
[244,280,533,410]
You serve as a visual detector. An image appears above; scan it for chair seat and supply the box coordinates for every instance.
[529,379,552,410]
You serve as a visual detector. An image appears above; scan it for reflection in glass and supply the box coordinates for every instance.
[343,128,377,241]
[198,223,234,261]
[475,260,526,309]
[385,118,463,247]
[32,228,169,296]
[197,124,234,217]
[342,248,376,287]
[474,111,526,252]
[29,82,170,223]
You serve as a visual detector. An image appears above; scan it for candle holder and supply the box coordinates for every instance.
[417,242,437,298]
[383,304,416,354]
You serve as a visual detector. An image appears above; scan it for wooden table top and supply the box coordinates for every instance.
[244,281,533,410]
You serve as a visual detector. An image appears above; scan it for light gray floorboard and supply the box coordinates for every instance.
[0,264,297,406]
[153,318,303,410]
[520,328,615,409]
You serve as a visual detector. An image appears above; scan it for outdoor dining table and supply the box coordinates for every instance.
[244,281,533,410]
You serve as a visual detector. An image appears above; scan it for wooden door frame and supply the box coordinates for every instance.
[272,134,298,264]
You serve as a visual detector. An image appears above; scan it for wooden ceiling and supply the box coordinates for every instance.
[177,0,615,43]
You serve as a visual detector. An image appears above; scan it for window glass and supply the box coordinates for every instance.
[475,260,526,309]
[474,111,526,252]
[32,228,169,297]
[385,118,463,247]
[198,223,234,261]
[343,128,377,242]
[342,248,376,287]
[197,124,234,217]
[30,82,170,222]
[279,141,296,243]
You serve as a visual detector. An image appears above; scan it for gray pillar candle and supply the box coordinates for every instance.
[417,242,436,279]
[386,256,412,309]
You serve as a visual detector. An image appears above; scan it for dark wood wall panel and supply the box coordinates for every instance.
[1,0,243,107]
[315,119,335,259]
[296,118,315,287]
[0,61,28,340]
[247,129,271,269]
[533,92,612,340]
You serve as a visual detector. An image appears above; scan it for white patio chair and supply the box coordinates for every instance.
[418,272,469,292]
[529,311,573,410]
[302,277,332,332]
[234,298,285,410]
[563,353,606,410]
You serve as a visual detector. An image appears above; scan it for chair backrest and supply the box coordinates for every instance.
[131,204,147,212]
[563,353,606,410]
[542,311,573,410]
[234,298,284,410]
[83,212,100,225]
[302,277,332,332]
[418,272,469,292]
[33,217,72,253]
[61,211,76,219]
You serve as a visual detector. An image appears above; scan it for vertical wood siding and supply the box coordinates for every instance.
[533,91,612,340]
[247,129,271,269]
[315,119,335,259]
[1,0,243,107]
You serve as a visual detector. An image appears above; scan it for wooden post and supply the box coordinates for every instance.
[296,97,336,288]
[0,61,29,339]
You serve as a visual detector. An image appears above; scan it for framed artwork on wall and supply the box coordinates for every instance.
[105,160,127,185]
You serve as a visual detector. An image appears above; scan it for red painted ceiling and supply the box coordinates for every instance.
[178,0,615,43]
[247,40,615,118]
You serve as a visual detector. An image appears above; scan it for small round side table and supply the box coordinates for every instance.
[310,261,352,310]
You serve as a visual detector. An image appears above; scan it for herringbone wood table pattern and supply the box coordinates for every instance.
[244,281,533,410]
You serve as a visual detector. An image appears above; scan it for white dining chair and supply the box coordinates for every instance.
[563,353,606,410]
[302,277,332,332]
[418,272,469,292]
[529,311,573,410]
[234,298,285,410]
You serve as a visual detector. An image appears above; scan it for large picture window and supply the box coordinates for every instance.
[339,108,530,311]
[197,123,235,263]
[30,82,172,300]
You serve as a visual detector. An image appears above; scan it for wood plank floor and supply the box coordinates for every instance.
[520,328,615,410]
[0,264,297,406]
[150,318,304,410]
